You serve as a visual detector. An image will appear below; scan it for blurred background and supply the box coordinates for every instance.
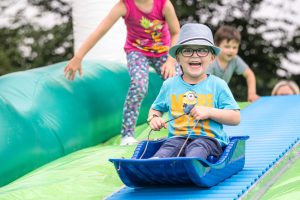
[1,0,300,101]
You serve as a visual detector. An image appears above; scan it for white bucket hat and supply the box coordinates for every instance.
[169,23,220,58]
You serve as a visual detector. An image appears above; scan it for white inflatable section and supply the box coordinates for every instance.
[72,0,126,63]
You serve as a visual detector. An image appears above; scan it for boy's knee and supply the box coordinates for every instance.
[154,137,186,158]
[185,139,211,158]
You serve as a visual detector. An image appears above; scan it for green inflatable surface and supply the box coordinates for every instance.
[258,144,300,200]
[0,60,163,187]
[260,158,300,200]
[0,124,167,200]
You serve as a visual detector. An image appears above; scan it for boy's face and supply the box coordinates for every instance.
[176,45,215,83]
[218,39,239,61]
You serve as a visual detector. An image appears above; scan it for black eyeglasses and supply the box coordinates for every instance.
[179,47,211,57]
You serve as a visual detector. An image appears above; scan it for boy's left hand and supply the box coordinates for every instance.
[189,106,211,121]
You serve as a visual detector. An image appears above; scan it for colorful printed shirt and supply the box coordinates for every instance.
[151,75,239,146]
[206,56,248,83]
[123,0,171,57]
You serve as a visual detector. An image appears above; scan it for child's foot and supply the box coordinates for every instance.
[120,136,138,145]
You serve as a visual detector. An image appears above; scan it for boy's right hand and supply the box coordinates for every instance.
[64,56,83,81]
[149,117,166,131]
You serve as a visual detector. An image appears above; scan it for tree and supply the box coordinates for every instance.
[171,0,300,100]
[0,0,73,75]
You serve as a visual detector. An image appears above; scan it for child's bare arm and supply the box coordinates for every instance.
[163,0,180,46]
[75,1,126,59]
[161,0,180,79]
[64,1,126,80]
[243,68,260,102]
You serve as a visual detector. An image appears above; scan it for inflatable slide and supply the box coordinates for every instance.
[0,60,300,200]
[0,60,162,187]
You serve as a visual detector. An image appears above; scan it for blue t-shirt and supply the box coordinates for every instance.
[206,55,248,83]
[151,75,239,146]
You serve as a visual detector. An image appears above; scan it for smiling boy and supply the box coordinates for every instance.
[147,23,240,159]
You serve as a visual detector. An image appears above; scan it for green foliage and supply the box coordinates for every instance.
[0,27,26,74]
[0,0,73,76]
[27,0,71,16]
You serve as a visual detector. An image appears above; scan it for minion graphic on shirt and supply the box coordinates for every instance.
[182,91,197,114]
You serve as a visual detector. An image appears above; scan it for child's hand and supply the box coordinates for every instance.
[149,117,167,131]
[248,93,260,102]
[189,106,211,121]
[64,56,83,81]
[161,58,176,79]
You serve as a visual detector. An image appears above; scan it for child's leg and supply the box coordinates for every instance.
[121,51,150,138]
[147,55,167,78]
[152,137,186,158]
[185,137,223,159]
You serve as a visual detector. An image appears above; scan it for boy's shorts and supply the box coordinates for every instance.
[152,136,223,159]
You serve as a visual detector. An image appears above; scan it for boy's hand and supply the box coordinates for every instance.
[189,106,211,121]
[149,116,167,131]
[64,56,83,81]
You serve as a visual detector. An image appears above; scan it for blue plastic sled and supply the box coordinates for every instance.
[109,136,249,188]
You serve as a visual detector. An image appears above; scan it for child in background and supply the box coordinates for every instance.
[148,23,240,159]
[64,0,180,145]
[206,25,260,102]
[271,80,300,95]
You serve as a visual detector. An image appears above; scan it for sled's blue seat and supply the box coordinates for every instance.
[109,136,249,188]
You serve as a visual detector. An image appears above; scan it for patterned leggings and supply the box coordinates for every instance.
[121,51,168,137]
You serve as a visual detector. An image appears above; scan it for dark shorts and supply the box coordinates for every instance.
[152,136,223,160]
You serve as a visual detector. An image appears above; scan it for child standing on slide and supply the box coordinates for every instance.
[64,0,180,145]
